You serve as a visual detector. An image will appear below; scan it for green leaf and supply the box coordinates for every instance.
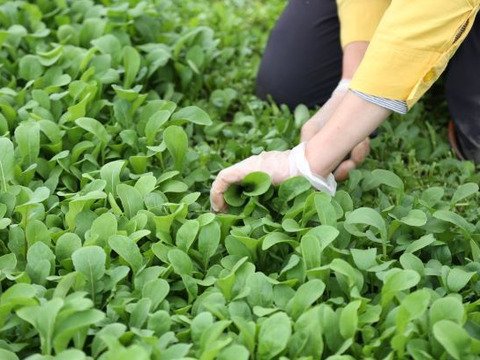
[289,279,325,319]
[134,175,157,197]
[19,55,44,80]
[242,171,271,196]
[371,169,404,191]
[381,269,420,306]
[65,190,106,230]
[53,309,105,353]
[123,46,141,89]
[0,138,14,191]
[56,233,82,263]
[315,192,338,227]
[92,323,127,357]
[351,248,377,271]
[146,47,171,76]
[108,235,143,273]
[191,312,214,344]
[399,209,427,227]
[294,104,310,128]
[420,186,444,207]
[302,234,324,274]
[100,160,125,196]
[164,125,188,171]
[224,185,245,207]
[339,300,361,339]
[446,268,475,292]
[86,212,118,248]
[323,258,364,293]
[257,312,292,360]
[0,253,16,273]
[396,289,431,333]
[15,120,40,166]
[276,177,311,208]
[282,218,305,232]
[186,45,204,72]
[0,349,18,360]
[145,110,170,145]
[433,320,471,360]
[117,184,144,218]
[451,182,478,205]
[405,234,436,253]
[429,297,465,325]
[142,279,170,311]
[168,249,193,276]
[345,207,387,239]
[54,349,87,360]
[17,298,64,355]
[129,298,151,328]
[26,241,55,285]
[171,106,212,126]
[247,272,273,308]
[26,220,51,247]
[217,345,249,360]
[76,117,109,146]
[263,232,297,251]
[91,34,122,63]
[79,18,105,45]
[433,210,476,234]
[176,220,200,252]
[71,246,106,298]
[198,221,221,267]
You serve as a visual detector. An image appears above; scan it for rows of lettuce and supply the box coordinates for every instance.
[0,0,480,359]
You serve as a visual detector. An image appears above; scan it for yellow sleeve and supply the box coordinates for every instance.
[337,0,391,47]
[349,0,479,110]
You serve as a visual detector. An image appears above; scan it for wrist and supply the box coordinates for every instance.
[304,142,333,178]
[289,143,337,196]
[305,92,390,178]
[334,78,352,94]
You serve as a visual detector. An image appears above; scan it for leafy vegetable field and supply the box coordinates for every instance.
[1,0,480,359]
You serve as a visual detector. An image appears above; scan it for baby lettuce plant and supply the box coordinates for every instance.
[0,0,479,359]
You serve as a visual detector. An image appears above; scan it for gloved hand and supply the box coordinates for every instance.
[210,142,336,213]
[301,79,351,142]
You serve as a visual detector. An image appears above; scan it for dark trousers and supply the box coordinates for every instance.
[256,0,480,162]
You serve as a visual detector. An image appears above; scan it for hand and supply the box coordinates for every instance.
[305,92,391,180]
[300,79,370,181]
[333,137,370,181]
[210,143,336,213]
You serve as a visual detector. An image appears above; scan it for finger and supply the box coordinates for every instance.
[210,177,228,213]
[350,138,370,164]
[210,170,236,213]
[333,159,357,181]
[209,163,250,213]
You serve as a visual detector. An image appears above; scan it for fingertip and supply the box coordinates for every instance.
[351,138,370,164]
[210,185,228,213]
[333,160,356,181]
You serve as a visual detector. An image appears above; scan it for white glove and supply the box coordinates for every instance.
[301,79,351,142]
[210,142,336,213]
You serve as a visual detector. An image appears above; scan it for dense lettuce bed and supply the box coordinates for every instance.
[0,1,480,359]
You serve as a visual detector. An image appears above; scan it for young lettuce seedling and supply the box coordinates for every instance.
[224,171,272,209]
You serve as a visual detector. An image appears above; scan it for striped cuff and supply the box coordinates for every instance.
[352,90,408,114]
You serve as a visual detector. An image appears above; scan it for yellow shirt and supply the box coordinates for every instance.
[337,0,480,110]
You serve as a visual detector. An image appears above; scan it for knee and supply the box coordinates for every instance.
[255,63,301,109]
[255,62,334,110]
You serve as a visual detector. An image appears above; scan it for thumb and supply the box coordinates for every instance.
[210,161,251,213]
